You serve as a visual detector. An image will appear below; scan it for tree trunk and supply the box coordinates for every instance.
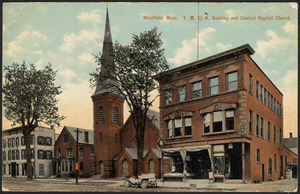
[24,129,33,180]
[136,136,144,177]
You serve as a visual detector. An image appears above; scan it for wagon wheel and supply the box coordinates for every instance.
[124,180,131,188]
[141,180,148,189]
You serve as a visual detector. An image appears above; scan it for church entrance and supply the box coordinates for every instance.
[122,160,128,177]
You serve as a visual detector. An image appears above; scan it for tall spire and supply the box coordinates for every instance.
[92,8,120,98]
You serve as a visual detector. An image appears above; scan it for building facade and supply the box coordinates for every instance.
[2,126,55,178]
[91,9,161,179]
[154,44,297,183]
[54,126,94,178]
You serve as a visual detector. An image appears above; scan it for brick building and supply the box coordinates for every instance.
[54,126,94,178]
[154,44,297,183]
[91,9,161,179]
[2,126,55,178]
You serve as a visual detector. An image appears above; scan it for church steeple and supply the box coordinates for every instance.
[92,8,119,98]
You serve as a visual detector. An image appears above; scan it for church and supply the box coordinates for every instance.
[91,9,161,179]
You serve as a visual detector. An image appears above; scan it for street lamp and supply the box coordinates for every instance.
[74,128,82,185]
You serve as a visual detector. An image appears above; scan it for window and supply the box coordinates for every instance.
[192,81,202,99]
[260,85,263,102]
[264,88,267,105]
[249,74,253,94]
[256,81,259,99]
[46,137,52,146]
[178,85,186,102]
[21,137,25,146]
[16,137,19,147]
[256,114,260,136]
[16,150,20,160]
[174,118,182,137]
[271,95,273,112]
[226,110,234,130]
[274,99,277,115]
[3,151,6,161]
[67,148,72,158]
[8,138,11,148]
[21,149,26,160]
[8,151,11,160]
[98,106,104,123]
[268,122,270,141]
[39,164,44,176]
[38,150,44,159]
[46,151,52,159]
[227,71,237,91]
[203,113,210,134]
[12,138,15,147]
[268,158,272,175]
[257,149,260,163]
[63,134,67,143]
[112,107,118,124]
[261,117,264,138]
[277,102,280,117]
[209,77,219,95]
[268,92,270,108]
[80,162,83,172]
[274,154,277,171]
[79,148,83,157]
[184,117,192,135]
[249,110,253,133]
[38,136,44,145]
[213,111,223,132]
[274,126,276,144]
[90,149,94,159]
[84,131,89,143]
[3,165,6,175]
[2,139,6,148]
[279,129,282,145]
[12,150,15,160]
[165,90,172,105]
[167,120,172,138]
[31,149,34,159]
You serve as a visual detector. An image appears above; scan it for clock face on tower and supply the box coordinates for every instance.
[158,139,164,147]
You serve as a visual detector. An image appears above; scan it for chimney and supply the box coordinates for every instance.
[84,131,89,143]
[289,132,293,138]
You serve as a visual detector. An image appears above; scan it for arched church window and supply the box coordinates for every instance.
[112,107,118,124]
[98,107,103,123]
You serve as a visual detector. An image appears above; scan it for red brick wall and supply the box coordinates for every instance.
[143,151,161,178]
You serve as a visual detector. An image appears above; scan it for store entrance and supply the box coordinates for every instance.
[226,143,242,179]
[187,150,211,179]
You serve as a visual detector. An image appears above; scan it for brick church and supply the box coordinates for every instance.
[91,9,161,179]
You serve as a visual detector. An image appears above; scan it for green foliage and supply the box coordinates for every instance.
[3,62,65,129]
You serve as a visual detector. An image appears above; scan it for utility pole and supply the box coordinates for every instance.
[74,128,82,185]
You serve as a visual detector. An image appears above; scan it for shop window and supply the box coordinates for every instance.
[257,149,260,163]
[79,148,83,157]
[249,74,253,94]
[260,117,264,138]
[256,81,259,99]
[267,122,270,141]
[184,117,192,135]
[256,114,260,136]
[203,114,210,134]
[167,120,172,138]
[171,155,183,173]
[98,106,104,123]
[268,158,272,175]
[192,81,202,99]
[174,118,182,137]
[165,90,172,105]
[112,107,118,124]
[225,110,234,130]
[214,154,224,176]
[213,111,223,132]
[249,110,253,133]
[209,76,219,95]
[227,71,237,91]
[178,85,186,102]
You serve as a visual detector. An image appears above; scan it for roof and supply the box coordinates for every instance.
[154,44,254,79]
[283,137,298,149]
[63,126,94,145]
[123,148,161,160]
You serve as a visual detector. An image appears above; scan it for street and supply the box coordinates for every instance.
[2,177,298,192]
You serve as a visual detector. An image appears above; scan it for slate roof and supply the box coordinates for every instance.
[124,148,161,160]
[283,137,298,149]
[64,126,94,145]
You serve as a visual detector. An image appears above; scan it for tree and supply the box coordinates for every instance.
[3,62,65,180]
[90,27,169,176]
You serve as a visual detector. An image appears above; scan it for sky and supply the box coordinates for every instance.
[2,2,298,138]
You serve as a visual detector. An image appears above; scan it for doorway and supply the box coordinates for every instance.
[11,163,16,177]
[262,164,265,182]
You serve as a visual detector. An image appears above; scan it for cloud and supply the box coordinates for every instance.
[77,9,102,23]
[216,43,232,51]
[255,29,292,59]
[289,3,298,10]
[167,27,216,66]
[58,69,77,81]
[282,21,297,36]
[58,30,100,54]
[225,9,241,17]
[78,53,94,64]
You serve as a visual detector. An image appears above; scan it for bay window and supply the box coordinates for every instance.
[203,109,235,134]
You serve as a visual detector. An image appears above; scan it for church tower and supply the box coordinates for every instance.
[92,8,124,179]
